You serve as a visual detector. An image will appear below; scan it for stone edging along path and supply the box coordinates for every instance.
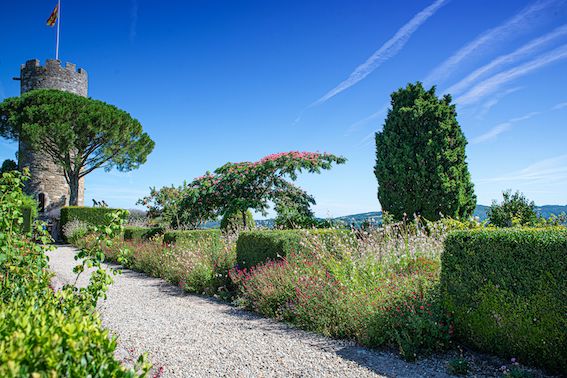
[47,245,509,378]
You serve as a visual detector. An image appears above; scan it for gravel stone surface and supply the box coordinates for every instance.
[47,245,485,377]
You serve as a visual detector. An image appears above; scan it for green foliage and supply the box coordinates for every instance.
[163,229,223,251]
[273,185,317,229]
[100,236,236,298]
[1,169,36,236]
[20,206,32,234]
[62,220,90,245]
[504,366,535,378]
[441,228,567,373]
[232,226,450,360]
[0,170,149,376]
[123,226,164,241]
[375,82,476,221]
[220,209,255,231]
[447,357,469,376]
[236,229,357,269]
[141,151,346,229]
[236,230,303,269]
[60,206,128,237]
[487,190,538,227]
[136,183,195,228]
[0,89,155,205]
[0,159,17,174]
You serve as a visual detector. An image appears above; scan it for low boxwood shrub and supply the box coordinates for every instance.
[60,206,128,228]
[236,230,302,269]
[60,206,128,238]
[123,226,164,241]
[236,229,357,269]
[441,228,567,373]
[163,229,223,251]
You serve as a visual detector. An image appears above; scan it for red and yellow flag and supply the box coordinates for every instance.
[46,4,58,27]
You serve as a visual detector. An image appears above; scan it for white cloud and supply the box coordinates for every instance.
[445,24,567,96]
[356,131,376,148]
[310,0,448,107]
[552,101,567,110]
[472,122,512,144]
[479,154,567,183]
[455,44,567,106]
[472,111,540,144]
[346,103,388,134]
[425,0,562,86]
[476,86,524,118]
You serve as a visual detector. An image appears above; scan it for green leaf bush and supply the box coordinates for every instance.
[235,229,357,269]
[163,229,222,250]
[231,226,451,361]
[60,206,129,233]
[220,209,255,232]
[441,228,567,373]
[123,226,164,241]
[0,170,148,376]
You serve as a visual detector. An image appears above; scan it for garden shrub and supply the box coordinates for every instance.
[441,228,567,373]
[220,209,255,232]
[0,170,148,376]
[163,229,222,250]
[236,229,356,269]
[123,226,164,241]
[62,219,89,244]
[232,227,451,360]
[236,230,302,269]
[60,206,128,232]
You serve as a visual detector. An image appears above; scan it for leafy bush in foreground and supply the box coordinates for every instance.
[0,171,149,377]
[441,228,567,373]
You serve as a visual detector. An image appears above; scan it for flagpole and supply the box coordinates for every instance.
[55,0,61,60]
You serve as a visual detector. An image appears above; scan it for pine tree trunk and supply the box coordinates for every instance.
[242,210,247,229]
[69,174,80,206]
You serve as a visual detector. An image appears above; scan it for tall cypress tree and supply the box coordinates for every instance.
[374,82,476,220]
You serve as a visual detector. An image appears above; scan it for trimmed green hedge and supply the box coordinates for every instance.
[20,206,33,234]
[123,226,164,241]
[236,229,357,269]
[60,206,128,230]
[441,228,567,373]
[163,229,223,251]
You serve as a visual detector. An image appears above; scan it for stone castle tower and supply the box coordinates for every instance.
[16,59,87,214]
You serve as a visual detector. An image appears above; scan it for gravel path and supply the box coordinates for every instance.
[47,245,460,378]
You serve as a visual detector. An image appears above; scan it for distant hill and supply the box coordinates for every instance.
[199,205,567,229]
[252,204,567,228]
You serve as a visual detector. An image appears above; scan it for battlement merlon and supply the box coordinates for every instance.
[20,59,88,76]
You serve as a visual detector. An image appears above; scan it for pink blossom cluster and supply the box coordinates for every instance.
[258,151,324,164]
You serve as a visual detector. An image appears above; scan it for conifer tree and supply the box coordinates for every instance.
[374,82,476,220]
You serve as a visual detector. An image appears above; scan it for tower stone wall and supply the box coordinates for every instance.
[17,59,88,214]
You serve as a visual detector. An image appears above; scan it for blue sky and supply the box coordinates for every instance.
[1,0,566,217]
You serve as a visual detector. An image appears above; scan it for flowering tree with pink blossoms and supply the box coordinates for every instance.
[177,151,347,228]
